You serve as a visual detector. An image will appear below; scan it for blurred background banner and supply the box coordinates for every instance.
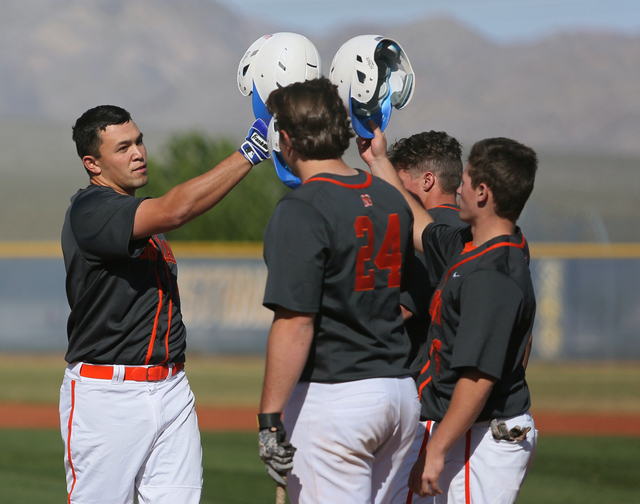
[2,243,640,360]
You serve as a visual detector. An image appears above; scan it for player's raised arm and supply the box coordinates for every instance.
[357,123,433,253]
[132,119,269,240]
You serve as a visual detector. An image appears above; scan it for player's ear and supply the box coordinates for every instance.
[83,155,102,176]
[476,182,490,203]
[423,172,435,193]
[279,130,293,155]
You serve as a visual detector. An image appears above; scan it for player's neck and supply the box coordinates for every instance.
[424,193,457,211]
[469,213,516,247]
[90,177,136,197]
[296,158,358,182]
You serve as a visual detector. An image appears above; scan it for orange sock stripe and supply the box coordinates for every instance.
[67,380,77,504]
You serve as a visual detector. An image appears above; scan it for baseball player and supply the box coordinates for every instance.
[360,124,538,504]
[59,105,269,503]
[256,77,420,504]
[384,132,467,504]
[387,131,466,365]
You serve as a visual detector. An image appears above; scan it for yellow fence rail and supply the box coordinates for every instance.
[3,241,640,260]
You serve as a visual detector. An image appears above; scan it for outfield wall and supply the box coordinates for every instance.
[1,242,639,360]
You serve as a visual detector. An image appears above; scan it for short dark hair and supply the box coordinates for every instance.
[388,131,463,195]
[265,77,354,160]
[467,137,537,222]
[72,105,132,159]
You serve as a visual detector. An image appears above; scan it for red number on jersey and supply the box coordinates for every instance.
[354,213,402,291]
[354,216,375,291]
[374,213,402,288]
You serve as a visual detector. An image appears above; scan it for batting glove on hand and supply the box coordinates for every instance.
[258,413,296,486]
[239,118,269,166]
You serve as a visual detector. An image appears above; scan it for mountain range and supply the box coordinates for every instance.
[0,0,639,241]
[1,0,639,153]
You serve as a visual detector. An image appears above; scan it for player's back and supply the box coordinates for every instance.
[263,169,414,383]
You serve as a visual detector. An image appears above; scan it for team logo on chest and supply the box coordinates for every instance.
[138,237,177,264]
[360,194,373,207]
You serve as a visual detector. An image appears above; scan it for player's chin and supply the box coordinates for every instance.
[132,172,149,188]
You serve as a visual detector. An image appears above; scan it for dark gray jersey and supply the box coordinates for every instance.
[263,170,414,383]
[400,204,466,369]
[416,223,535,422]
[62,185,185,365]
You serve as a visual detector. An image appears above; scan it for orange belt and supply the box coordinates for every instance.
[80,362,184,382]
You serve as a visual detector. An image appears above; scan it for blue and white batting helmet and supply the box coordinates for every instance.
[330,35,415,138]
[238,33,322,188]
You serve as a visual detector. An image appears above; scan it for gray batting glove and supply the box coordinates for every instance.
[490,419,531,442]
[258,412,296,486]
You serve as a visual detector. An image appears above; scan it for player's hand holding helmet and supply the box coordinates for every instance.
[237,32,322,188]
[257,412,296,486]
[330,35,415,138]
[239,118,269,166]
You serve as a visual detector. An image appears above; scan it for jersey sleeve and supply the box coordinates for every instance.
[69,189,147,261]
[450,270,525,380]
[263,197,330,313]
[399,252,431,316]
[421,223,465,285]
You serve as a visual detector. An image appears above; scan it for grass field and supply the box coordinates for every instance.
[1,354,639,503]
[2,354,640,411]
[1,430,639,504]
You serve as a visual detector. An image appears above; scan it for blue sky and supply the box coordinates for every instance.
[215,0,640,43]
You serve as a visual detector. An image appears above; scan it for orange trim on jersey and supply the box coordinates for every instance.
[67,380,77,504]
[429,235,527,328]
[145,268,163,365]
[161,260,173,364]
[303,171,372,189]
[465,429,472,504]
[418,375,432,399]
[462,241,477,254]
[435,204,460,212]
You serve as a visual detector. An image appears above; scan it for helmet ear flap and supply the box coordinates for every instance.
[268,117,301,189]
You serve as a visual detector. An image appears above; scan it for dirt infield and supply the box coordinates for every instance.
[1,403,639,435]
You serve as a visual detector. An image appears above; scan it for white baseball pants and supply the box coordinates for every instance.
[283,376,421,504]
[59,362,202,504]
[391,412,537,504]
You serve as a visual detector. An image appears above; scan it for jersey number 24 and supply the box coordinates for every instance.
[354,214,402,291]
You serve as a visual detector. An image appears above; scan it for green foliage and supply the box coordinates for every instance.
[138,131,289,241]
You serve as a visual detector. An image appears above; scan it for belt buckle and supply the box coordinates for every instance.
[146,365,166,381]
